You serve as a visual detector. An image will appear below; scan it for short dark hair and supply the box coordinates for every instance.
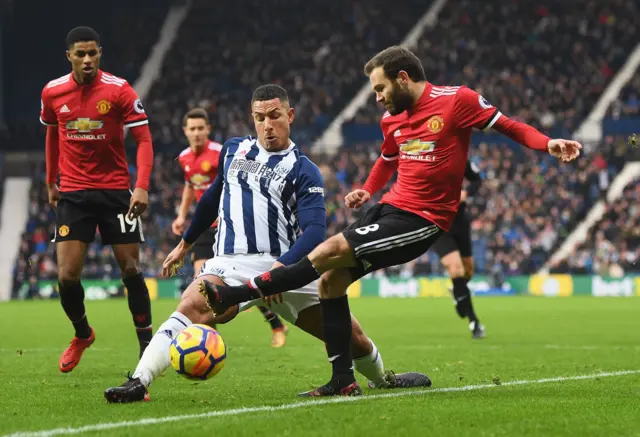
[66,27,101,49]
[251,84,289,104]
[182,108,210,126]
[364,46,426,82]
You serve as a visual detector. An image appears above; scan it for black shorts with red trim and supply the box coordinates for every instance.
[342,203,443,280]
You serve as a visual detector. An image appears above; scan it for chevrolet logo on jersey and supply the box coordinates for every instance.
[400,139,436,155]
[66,118,103,133]
[190,174,211,186]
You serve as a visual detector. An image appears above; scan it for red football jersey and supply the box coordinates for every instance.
[378,84,502,231]
[178,140,223,201]
[40,70,148,192]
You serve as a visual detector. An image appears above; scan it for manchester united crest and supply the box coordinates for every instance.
[96,100,111,115]
[201,160,212,172]
[426,115,445,134]
[59,225,70,237]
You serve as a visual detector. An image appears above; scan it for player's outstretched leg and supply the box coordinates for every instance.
[105,275,235,403]
[257,305,288,348]
[57,241,95,373]
[293,303,431,396]
[113,244,153,357]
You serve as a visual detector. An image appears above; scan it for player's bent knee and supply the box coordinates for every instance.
[311,234,355,270]
[318,269,353,299]
[58,268,82,284]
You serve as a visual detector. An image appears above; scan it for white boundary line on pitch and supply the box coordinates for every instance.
[5,370,639,437]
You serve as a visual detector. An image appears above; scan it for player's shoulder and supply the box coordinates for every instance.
[380,110,407,130]
[43,73,72,95]
[99,71,128,88]
[294,150,322,180]
[178,146,193,160]
[207,140,223,152]
[223,136,254,152]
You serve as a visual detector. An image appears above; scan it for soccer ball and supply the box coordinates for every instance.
[169,324,226,380]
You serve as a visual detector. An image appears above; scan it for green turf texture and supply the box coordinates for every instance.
[1,297,639,437]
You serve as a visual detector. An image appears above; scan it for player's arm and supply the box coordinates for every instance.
[120,83,153,219]
[346,115,399,209]
[40,88,60,208]
[172,167,196,235]
[277,158,327,267]
[454,87,581,161]
[182,144,227,246]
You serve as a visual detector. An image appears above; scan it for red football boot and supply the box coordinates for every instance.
[59,328,95,373]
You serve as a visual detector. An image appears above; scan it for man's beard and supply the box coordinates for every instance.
[388,85,414,115]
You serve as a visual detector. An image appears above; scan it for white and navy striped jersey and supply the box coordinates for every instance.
[215,136,325,257]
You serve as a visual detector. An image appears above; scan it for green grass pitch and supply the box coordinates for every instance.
[1,297,639,437]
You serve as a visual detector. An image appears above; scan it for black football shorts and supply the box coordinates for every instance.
[53,189,144,245]
[342,203,443,280]
[432,212,473,258]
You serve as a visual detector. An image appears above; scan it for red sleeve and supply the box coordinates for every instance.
[45,126,59,184]
[379,113,400,161]
[362,156,398,195]
[39,87,57,126]
[453,87,502,130]
[492,115,550,151]
[130,124,154,190]
[119,83,148,128]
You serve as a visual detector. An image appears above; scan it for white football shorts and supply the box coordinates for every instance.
[197,253,320,324]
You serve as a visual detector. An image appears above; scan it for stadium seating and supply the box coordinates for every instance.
[352,0,640,135]
[145,0,430,150]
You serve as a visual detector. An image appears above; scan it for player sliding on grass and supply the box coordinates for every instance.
[187,46,582,397]
[104,84,431,403]
[174,108,287,348]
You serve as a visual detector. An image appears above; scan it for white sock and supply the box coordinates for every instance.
[132,311,192,387]
[353,339,385,386]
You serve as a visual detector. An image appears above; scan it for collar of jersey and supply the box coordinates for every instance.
[255,139,296,155]
[407,81,433,117]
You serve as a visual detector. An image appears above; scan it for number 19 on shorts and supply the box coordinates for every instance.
[117,213,138,233]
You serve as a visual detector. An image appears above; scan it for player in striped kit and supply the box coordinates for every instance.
[173,108,287,348]
[104,84,430,403]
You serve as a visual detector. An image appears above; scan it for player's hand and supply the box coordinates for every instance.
[162,239,192,278]
[172,216,186,236]
[128,188,148,220]
[263,261,285,307]
[47,184,60,209]
[547,139,582,163]
[345,189,371,209]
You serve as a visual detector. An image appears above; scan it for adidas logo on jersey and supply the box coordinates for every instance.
[60,105,70,113]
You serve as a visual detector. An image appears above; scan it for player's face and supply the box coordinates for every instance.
[183,118,211,152]
[369,66,413,115]
[67,41,102,84]
[252,98,294,151]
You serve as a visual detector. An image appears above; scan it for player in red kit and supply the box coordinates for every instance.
[187,46,582,396]
[41,27,154,372]
[171,108,288,348]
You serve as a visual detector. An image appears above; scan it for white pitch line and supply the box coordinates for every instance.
[5,370,639,437]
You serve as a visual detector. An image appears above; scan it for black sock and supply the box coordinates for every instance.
[258,306,284,330]
[123,273,153,350]
[58,280,91,339]
[452,277,478,322]
[217,257,321,306]
[321,295,355,386]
